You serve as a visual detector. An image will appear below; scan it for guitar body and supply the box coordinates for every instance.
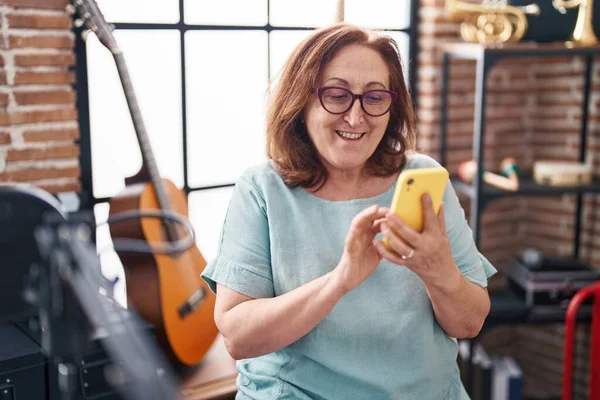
[109,179,218,370]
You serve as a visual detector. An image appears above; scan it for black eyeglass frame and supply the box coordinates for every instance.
[314,86,398,117]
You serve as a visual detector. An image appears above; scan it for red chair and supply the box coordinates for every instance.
[562,282,600,400]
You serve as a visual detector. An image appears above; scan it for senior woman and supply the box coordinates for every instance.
[201,22,496,400]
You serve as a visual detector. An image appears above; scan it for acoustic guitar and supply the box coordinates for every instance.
[72,0,219,370]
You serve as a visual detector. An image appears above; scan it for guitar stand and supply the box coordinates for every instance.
[27,212,181,400]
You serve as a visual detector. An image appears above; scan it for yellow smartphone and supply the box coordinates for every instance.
[383,166,449,249]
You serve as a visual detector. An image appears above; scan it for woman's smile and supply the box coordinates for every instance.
[335,130,367,141]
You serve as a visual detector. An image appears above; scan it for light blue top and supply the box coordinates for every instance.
[201,153,496,400]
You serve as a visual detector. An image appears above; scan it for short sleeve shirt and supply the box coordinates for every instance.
[202,153,496,400]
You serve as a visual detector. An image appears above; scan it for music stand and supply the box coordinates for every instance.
[32,214,180,400]
[0,184,180,400]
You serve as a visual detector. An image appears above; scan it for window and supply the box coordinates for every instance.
[77,0,419,305]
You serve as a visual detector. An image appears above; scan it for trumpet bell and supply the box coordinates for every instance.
[446,0,539,43]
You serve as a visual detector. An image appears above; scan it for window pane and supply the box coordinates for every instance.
[185,0,268,26]
[188,187,234,262]
[383,31,410,86]
[345,0,411,30]
[87,30,183,199]
[96,0,179,23]
[94,203,127,308]
[270,0,338,27]
[269,30,313,81]
[186,31,268,187]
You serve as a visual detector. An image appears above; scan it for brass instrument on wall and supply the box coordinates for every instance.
[446,0,540,44]
[552,0,598,45]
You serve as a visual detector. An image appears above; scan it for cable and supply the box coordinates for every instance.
[96,210,196,255]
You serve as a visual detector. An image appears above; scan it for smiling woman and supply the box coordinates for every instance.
[201,23,496,400]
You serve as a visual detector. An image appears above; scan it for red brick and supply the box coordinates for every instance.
[14,71,75,85]
[14,53,75,67]
[0,55,4,67]
[0,166,80,182]
[0,132,10,145]
[0,72,6,85]
[539,97,580,107]
[14,90,76,106]
[0,93,8,108]
[7,14,72,29]
[9,35,74,50]
[529,109,569,119]
[23,127,79,143]
[39,181,81,194]
[534,71,583,79]
[419,30,458,40]
[1,0,69,10]
[6,144,79,162]
[420,0,446,6]
[0,108,78,126]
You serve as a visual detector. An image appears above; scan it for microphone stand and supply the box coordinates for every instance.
[26,214,181,400]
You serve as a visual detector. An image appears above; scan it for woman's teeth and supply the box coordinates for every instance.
[336,130,365,140]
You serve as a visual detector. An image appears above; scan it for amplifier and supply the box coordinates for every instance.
[17,312,155,400]
[0,324,46,400]
[505,257,599,316]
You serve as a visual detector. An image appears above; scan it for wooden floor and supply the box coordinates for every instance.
[180,335,238,400]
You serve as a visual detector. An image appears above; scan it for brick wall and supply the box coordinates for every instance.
[0,0,80,194]
[416,0,596,398]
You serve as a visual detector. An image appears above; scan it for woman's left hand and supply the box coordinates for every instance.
[375,193,457,286]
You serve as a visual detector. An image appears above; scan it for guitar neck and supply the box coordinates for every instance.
[112,51,173,214]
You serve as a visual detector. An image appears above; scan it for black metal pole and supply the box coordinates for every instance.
[573,55,593,259]
[74,27,93,210]
[467,52,491,397]
[179,0,190,194]
[440,52,449,167]
[471,54,491,249]
[408,0,420,113]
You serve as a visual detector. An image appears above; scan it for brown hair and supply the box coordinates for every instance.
[266,22,416,189]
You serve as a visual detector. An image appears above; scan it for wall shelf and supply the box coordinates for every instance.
[439,41,600,255]
[451,175,600,203]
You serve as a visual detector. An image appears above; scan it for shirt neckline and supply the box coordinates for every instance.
[298,179,397,206]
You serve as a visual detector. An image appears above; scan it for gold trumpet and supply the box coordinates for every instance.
[552,0,598,46]
[446,0,541,44]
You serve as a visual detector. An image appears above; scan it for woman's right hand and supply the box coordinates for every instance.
[333,205,389,294]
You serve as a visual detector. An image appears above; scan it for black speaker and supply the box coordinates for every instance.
[0,184,67,324]
[0,324,46,400]
[511,0,600,43]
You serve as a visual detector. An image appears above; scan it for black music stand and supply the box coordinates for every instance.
[0,184,179,400]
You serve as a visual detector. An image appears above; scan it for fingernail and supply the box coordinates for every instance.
[389,214,400,225]
[423,194,431,204]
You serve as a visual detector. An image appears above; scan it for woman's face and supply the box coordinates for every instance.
[304,44,391,175]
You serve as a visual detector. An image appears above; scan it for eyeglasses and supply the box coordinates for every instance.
[314,86,398,117]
